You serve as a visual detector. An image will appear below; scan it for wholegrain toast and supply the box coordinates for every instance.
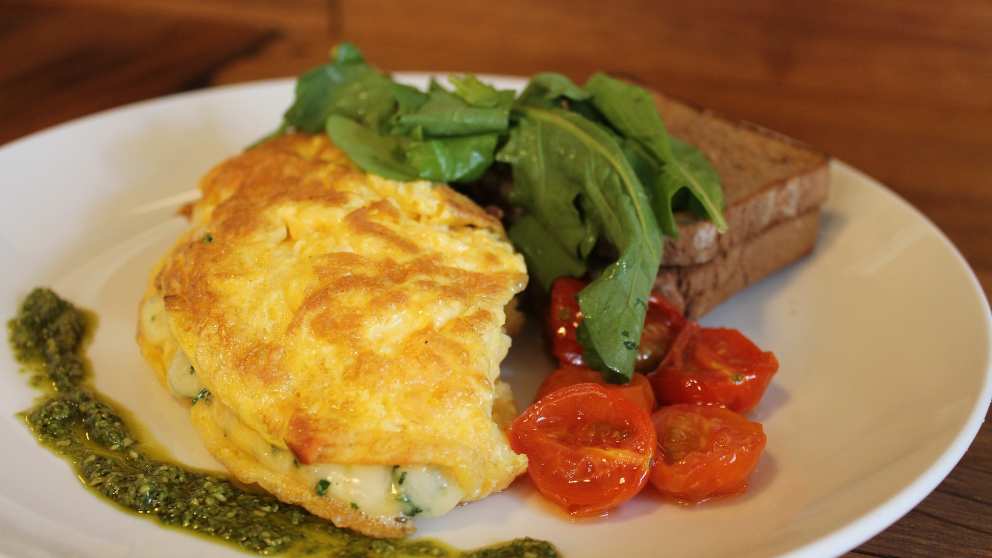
[653,94,830,317]
[656,94,829,267]
[655,209,821,318]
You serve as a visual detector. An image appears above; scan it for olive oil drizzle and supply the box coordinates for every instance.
[8,288,559,558]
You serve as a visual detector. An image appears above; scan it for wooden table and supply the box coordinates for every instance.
[2,1,989,556]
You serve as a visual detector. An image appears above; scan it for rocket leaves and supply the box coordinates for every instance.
[265,44,725,382]
[584,73,726,235]
[280,44,512,183]
[283,43,396,133]
[498,105,662,378]
[495,73,724,379]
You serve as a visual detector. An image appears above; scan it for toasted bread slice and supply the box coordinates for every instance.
[655,208,822,318]
[655,94,829,267]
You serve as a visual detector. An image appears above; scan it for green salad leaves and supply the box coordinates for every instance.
[279,45,513,183]
[267,43,727,381]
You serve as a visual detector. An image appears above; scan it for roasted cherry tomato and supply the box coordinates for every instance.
[548,277,586,367]
[536,365,656,412]
[636,292,687,370]
[650,323,778,413]
[549,278,686,371]
[650,404,766,503]
[509,383,656,516]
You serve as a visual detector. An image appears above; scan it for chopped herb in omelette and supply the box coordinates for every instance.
[192,388,211,405]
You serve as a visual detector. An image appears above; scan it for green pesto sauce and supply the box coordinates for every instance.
[8,288,560,558]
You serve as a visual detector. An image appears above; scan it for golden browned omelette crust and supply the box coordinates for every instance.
[137,134,528,537]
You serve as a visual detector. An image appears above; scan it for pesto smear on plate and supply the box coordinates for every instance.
[7,288,559,558]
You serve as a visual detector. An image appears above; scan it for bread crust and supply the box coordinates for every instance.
[656,209,822,318]
[654,92,829,267]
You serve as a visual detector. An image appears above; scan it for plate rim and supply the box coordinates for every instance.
[0,74,989,558]
[777,160,992,558]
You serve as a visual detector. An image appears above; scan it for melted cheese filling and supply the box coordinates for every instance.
[164,345,462,519]
[167,350,204,399]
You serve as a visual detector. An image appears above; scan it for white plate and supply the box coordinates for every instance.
[0,75,989,558]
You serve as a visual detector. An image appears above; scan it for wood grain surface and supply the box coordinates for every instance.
[2,1,990,556]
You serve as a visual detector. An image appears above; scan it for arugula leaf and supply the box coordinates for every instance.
[332,42,364,65]
[498,105,662,378]
[327,116,500,183]
[393,82,509,136]
[670,136,724,219]
[507,215,587,290]
[283,43,396,133]
[449,74,516,108]
[585,73,727,234]
[302,50,510,183]
[497,110,598,275]
[390,82,429,114]
[621,139,678,233]
[325,115,417,180]
[405,133,501,182]
[515,73,591,108]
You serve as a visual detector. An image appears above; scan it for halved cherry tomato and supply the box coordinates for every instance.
[509,383,656,516]
[637,291,688,370]
[548,277,586,367]
[650,404,766,503]
[536,365,656,412]
[548,277,686,371]
[650,323,778,413]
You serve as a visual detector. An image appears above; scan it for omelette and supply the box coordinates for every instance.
[137,134,528,537]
